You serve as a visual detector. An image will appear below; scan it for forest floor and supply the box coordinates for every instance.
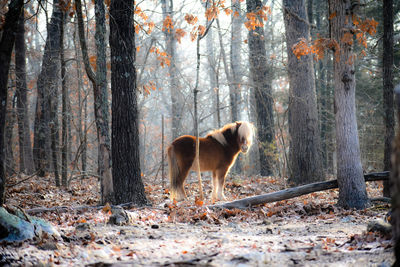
[1,173,394,266]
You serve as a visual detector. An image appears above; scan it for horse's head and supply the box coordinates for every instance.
[236,121,254,154]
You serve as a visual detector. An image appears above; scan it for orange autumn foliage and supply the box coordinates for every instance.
[162,15,173,33]
[292,15,378,63]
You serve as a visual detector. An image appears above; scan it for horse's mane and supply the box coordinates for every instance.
[206,121,254,146]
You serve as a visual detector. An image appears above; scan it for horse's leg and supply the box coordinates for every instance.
[175,168,190,201]
[211,171,218,202]
[216,167,229,201]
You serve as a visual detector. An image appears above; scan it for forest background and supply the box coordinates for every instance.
[0,0,399,205]
[0,0,399,265]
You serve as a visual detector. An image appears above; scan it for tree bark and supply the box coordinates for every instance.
[94,0,113,203]
[382,0,394,198]
[216,18,237,123]
[161,0,183,140]
[283,0,324,185]
[329,0,369,209]
[110,0,148,205]
[75,0,113,203]
[391,85,400,266]
[0,0,24,204]
[205,15,220,128]
[60,9,68,187]
[5,93,16,176]
[73,26,87,178]
[247,0,275,176]
[230,0,242,123]
[33,0,63,177]
[15,7,35,175]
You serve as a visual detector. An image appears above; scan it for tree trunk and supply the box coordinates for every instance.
[283,0,324,185]
[216,18,236,123]
[5,93,16,176]
[230,0,242,123]
[110,0,148,205]
[75,0,113,203]
[73,27,87,177]
[382,0,394,198]
[205,16,220,128]
[15,7,35,175]
[161,0,183,140]
[329,0,369,209]
[391,85,400,266]
[60,9,68,187]
[33,0,62,177]
[247,0,275,176]
[94,0,113,203]
[0,0,24,204]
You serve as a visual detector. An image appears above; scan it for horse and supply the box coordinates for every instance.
[167,121,254,201]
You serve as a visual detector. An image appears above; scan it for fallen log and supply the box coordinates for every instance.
[25,202,161,215]
[210,171,390,210]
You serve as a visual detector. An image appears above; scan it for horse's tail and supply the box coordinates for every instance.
[167,144,180,200]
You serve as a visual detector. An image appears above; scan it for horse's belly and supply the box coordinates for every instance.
[190,158,218,172]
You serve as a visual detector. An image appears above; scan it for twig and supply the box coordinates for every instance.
[5,171,40,188]
[163,252,219,266]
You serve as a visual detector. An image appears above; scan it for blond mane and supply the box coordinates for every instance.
[207,121,254,146]
[238,121,254,146]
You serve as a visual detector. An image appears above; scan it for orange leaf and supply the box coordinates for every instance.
[184,14,198,25]
[341,32,353,45]
[175,28,186,43]
[162,16,174,33]
[329,11,336,20]
[224,8,232,16]
[205,5,219,21]
[102,202,111,213]
[112,246,121,252]
[195,197,203,207]
[198,25,206,36]
[89,55,97,71]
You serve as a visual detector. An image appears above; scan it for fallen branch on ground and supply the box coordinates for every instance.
[209,171,390,210]
[25,202,163,215]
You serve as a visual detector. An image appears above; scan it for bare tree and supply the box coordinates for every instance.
[383,0,394,197]
[246,0,275,176]
[204,7,220,128]
[0,0,24,204]
[15,6,35,175]
[391,85,400,267]
[110,0,148,205]
[33,0,63,181]
[329,0,368,209]
[161,0,184,139]
[230,0,242,122]
[60,7,68,187]
[283,0,324,185]
[75,0,113,203]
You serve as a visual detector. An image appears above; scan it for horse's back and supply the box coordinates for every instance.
[169,135,227,172]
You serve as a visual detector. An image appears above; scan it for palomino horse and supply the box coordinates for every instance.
[167,121,254,201]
